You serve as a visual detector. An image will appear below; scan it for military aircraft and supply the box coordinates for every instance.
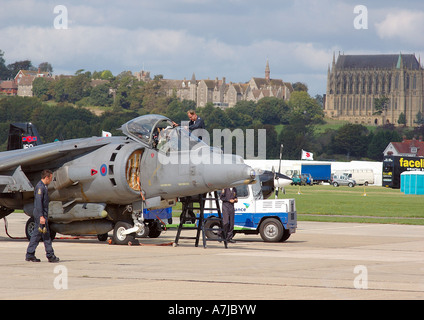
[0,114,256,245]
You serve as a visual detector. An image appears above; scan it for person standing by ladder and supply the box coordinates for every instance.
[220,187,238,243]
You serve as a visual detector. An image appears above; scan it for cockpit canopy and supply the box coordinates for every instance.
[120,114,208,152]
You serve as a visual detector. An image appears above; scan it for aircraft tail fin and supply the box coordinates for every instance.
[7,123,43,151]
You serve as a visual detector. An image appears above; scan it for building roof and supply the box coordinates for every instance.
[0,80,17,89]
[335,54,421,70]
[389,139,424,157]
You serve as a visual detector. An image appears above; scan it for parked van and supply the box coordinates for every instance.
[334,169,374,186]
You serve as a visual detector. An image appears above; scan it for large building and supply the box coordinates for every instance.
[324,53,424,127]
[158,60,293,108]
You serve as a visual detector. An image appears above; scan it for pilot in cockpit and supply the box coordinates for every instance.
[155,126,173,151]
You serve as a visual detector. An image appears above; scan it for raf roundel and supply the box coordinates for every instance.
[100,164,107,176]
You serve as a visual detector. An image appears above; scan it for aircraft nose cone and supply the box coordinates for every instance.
[201,154,256,190]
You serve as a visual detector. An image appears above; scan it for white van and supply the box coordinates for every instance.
[334,169,374,186]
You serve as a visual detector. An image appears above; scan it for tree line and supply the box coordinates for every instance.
[2,91,422,162]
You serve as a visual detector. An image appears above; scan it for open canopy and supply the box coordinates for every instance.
[120,114,208,151]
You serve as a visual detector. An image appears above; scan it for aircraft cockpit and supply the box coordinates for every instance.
[121,114,208,152]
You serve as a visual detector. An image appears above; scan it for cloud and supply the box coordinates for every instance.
[375,10,424,45]
[3,0,422,96]
[0,23,332,75]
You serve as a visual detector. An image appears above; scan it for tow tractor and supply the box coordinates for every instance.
[203,170,297,242]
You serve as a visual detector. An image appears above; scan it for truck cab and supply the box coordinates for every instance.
[203,174,297,242]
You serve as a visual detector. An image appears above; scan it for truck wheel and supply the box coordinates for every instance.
[148,222,162,238]
[259,218,283,242]
[279,228,291,242]
[348,182,354,188]
[204,217,220,240]
[113,221,135,245]
[333,182,339,187]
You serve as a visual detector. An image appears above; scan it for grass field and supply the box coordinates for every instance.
[278,184,424,225]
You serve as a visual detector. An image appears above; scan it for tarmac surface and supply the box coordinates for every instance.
[1,212,424,300]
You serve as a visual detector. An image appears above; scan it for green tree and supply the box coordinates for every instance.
[51,77,68,102]
[398,112,406,126]
[32,77,52,101]
[292,82,308,92]
[166,98,196,124]
[38,62,53,73]
[112,72,135,110]
[89,83,112,106]
[329,123,370,158]
[367,128,402,161]
[7,60,34,78]
[66,73,91,103]
[233,100,257,116]
[0,50,9,80]
[225,108,253,129]
[141,76,166,113]
[288,91,324,126]
[100,70,113,80]
[255,97,289,125]
[278,123,314,160]
[373,96,389,115]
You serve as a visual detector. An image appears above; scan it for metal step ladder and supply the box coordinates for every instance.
[174,192,227,248]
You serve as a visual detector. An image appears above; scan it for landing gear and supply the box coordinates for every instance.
[112,221,136,245]
[25,217,56,241]
[111,220,164,244]
[111,210,158,245]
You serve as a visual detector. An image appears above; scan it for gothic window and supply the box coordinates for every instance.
[375,74,379,93]
[395,74,399,89]
[355,75,360,94]
[343,75,347,94]
[368,76,373,93]
[382,75,386,93]
[413,74,417,89]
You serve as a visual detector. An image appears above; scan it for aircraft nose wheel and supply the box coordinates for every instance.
[113,221,135,245]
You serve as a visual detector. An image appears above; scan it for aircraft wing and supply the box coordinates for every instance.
[0,137,113,192]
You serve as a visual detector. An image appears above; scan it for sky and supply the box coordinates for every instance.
[1,0,424,96]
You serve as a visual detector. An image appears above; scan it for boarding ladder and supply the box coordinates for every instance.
[174,191,227,248]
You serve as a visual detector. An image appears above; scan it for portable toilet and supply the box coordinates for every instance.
[400,171,424,195]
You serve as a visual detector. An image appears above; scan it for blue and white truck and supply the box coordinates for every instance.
[203,171,297,242]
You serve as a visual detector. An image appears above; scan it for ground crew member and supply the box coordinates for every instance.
[187,110,205,140]
[220,187,238,243]
[25,169,60,263]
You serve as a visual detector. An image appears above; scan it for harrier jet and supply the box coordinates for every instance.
[0,115,256,244]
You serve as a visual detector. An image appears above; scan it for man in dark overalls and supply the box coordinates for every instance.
[187,110,205,140]
[26,169,59,263]
[220,187,238,243]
